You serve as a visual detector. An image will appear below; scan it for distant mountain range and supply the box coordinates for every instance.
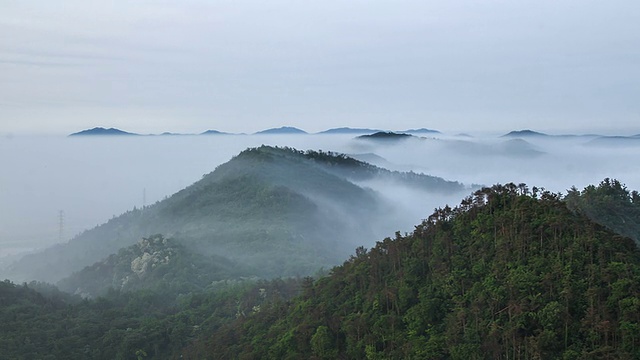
[585,135,640,147]
[67,126,443,137]
[69,127,639,140]
[500,129,623,140]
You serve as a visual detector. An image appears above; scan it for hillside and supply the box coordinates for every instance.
[186,184,640,359]
[57,234,251,298]
[5,146,467,284]
[1,181,639,359]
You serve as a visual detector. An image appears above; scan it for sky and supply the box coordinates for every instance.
[1,0,639,135]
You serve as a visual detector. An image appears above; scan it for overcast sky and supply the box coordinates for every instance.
[1,0,639,135]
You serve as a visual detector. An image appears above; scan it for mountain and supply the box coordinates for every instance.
[495,138,544,157]
[501,129,549,138]
[403,128,441,134]
[317,127,382,135]
[200,129,232,135]
[157,132,190,136]
[585,135,640,147]
[5,146,467,284]
[2,181,640,359]
[254,126,307,134]
[356,131,413,141]
[188,183,640,359]
[69,127,139,136]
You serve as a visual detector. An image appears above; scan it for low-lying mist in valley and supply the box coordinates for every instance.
[1,131,639,281]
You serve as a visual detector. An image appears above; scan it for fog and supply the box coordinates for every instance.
[1,132,639,263]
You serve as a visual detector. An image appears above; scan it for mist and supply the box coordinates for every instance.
[1,131,639,265]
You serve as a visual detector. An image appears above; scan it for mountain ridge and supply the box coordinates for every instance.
[5,146,468,284]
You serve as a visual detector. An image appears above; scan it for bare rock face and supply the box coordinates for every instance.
[130,236,174,278]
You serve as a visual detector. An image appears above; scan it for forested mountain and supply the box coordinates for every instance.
[185,184,640,359]
[1,182,639,359]
[356,131,413,140]
[5,146,466,284]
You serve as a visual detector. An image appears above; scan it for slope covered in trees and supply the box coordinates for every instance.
[566,178,640,245]
[57,234,252,298]
[186,184,640,359]
[5,146,467,284]
[0,276,301,359]
[1,181,639,359]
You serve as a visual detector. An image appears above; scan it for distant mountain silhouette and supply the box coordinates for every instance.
[403,128,441,134]
[586,135,640,147]
[254,126,307,134]
[501,129,548,138]
[69,127,138,136]
[317,127,381,135]
[497,139,545,157]
[356,131,413,141]
[200,130,232,135]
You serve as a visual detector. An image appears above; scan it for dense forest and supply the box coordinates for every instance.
[183,182,640,359]
[1,179,639,359]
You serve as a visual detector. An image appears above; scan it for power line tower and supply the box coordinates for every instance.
[58,210,65,242]
[143,188,147,210]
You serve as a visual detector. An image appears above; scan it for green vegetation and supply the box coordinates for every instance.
[2,180,637,359]
[0,277,301,359]
[57,234,252,298]
[186,183,640,359]
[6,146,466,284]
[566,178,640,244]
[4,159,640,359]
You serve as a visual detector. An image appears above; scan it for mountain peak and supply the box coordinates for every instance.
[317,127,381,135]
[403,128,441,134]
[502,129,548,138]
[200,129,231,135]
[69,127,138,136]
[254,126,307,135]
[356,131,413,140]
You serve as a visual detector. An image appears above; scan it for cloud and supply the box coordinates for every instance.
[2,133,639,261]
[0,1,639,135]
